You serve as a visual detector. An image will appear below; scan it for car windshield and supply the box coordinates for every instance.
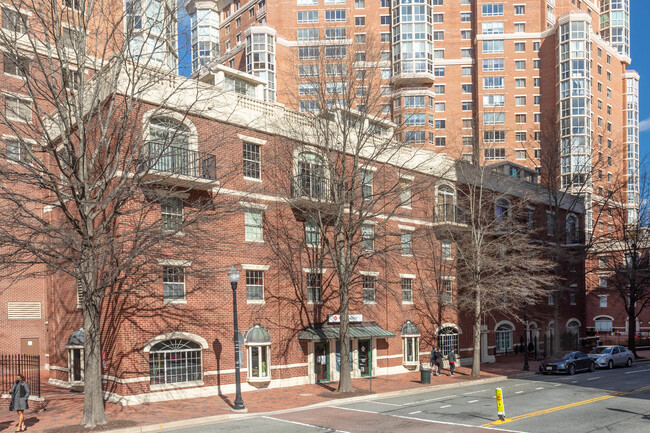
[590,347,612,354]
[549,351,574,361]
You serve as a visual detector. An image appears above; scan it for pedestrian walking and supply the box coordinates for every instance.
[429,347,437,371]
[448,349,457,376]
[434,349,443,376]
[9,373,30,432]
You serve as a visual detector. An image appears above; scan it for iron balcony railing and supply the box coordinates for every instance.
[433,204,466,225]
[291,174,333,201]
[140,142,217,181]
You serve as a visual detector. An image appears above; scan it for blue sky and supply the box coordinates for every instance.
[630,3,650,166]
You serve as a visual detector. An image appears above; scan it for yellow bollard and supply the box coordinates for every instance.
[495,388,506,422]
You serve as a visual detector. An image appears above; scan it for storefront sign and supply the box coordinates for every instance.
[328,314,362,323]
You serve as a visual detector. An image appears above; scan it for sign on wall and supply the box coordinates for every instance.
[328,314,363,323]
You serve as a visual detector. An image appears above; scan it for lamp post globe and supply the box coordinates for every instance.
[228,265,245,411]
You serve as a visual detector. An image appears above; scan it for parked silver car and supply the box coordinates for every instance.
[588,345,633,369]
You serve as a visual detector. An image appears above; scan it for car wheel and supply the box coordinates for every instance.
[626,358,633,367]
[568,364,576,375]
[589,362,596,372]
[608,360,614,369]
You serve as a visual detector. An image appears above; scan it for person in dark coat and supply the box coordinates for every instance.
[10,373,30,432]
[429,347,437,367]
[448,349,457,376]
[434,350,444,375]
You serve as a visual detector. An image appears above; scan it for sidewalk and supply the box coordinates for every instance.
[2,351,647,433]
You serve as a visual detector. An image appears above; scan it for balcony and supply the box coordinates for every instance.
[289,174,337,218]
[138,142,217,190]
[432,205,467,230]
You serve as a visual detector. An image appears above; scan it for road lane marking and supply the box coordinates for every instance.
[571,380,578,383]
[333,406,529,432]
[587,377,600,381]
[468,399,479,403]
[464,389,489,395]
[371,401,404,407]
[440,405,451,408]
[515,391,524,394]
[535,387,544,390]
[409,411,422,415]
[409,395,458,405]
[262,416,351,432]
[553,384,561,387]
[481,384,650,427]
[625,368,650,374]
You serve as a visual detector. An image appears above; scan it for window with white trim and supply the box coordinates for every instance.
[305,218,320,246]
[149,339,202,385]
[6,139,31,164]
[163,266,185,301]
[362,275,375,303]
[599,295,607,307]
[306,272,321,303]
[495,324,513,351]
[246,270,264,301]
[401,278,413,302]
[243,142,261,179]
[2,8,27,33]
[361,224,374,252]
[595,317,612,332]
[161,198,183,232]
[5,95,31,122]
[401,231,412,256]
[437,326,458,355]
[244,209,263,241]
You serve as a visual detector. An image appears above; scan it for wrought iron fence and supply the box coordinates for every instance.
[140,142,217,181]
[0,354,40,397]
[291,174,332,201]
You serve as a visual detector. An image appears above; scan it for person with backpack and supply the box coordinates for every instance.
[10,373,30,432]
[448,349,457,376]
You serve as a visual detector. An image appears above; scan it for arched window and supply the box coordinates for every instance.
[595,317,613,332]
[566,319,580,335]
[149,118,190,149]
[495,199,509,220]
[149,339,202,385]
[148,118,191,175]
[295,152,326,199]
[245,324,272,383]
[437,326,459,356]
[436,185,455,222]
[566,215,578,244]
[401,320,420,368]
[495,323,513,351]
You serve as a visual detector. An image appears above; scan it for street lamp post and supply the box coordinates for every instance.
[228,265,246,411]
[523,312,530,371]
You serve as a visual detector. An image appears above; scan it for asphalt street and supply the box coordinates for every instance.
[164,362,650,433]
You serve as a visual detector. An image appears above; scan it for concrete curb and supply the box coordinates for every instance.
[103,372,534,433]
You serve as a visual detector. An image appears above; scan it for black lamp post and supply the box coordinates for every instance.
[523,312,530,371]
[228,265,245,411]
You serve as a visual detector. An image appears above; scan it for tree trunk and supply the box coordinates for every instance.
[81,294,107,428]
[337,281,353,393]
[628,311,637,358]
[471,289,481,377]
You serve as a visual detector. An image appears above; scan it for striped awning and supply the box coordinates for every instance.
[298,322,395,340]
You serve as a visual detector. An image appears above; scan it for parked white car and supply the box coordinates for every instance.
[588,345,634,369]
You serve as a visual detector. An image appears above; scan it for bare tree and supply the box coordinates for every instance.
[0,0,240,427]
[527,118,625,354]
[587,167,650,357]
[269,32,440,393]
[438,158,557,377]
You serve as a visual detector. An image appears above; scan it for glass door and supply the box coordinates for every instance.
[314,342,329,382]
[358,339,371,377]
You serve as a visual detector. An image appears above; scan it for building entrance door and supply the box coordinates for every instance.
[20,337,39,356]
[314,342,329,382]
[358,339,371,377]
[71,349,82,382]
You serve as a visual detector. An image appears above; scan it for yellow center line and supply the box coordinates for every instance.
[481,384,650,427]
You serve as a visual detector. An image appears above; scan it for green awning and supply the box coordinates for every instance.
[298,322,395,340]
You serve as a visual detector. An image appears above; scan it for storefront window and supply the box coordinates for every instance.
[245,324,272,383]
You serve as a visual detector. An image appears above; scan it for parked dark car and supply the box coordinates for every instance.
[539,351,595,375]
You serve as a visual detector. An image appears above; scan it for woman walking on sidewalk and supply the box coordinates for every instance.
[10,373,30,432]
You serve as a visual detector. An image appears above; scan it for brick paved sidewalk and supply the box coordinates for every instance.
[1,351,647,433]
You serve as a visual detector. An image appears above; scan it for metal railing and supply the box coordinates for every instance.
[433,204,466,224]
[140,142,217,181]
[0,354,40,397]
[291,174,332,201]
